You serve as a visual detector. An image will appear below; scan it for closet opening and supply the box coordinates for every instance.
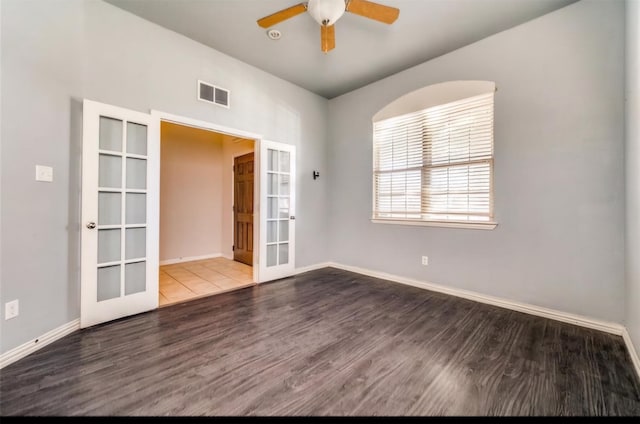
[158,121,256,306]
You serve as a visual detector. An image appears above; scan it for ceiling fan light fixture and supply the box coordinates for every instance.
[257,0,399,53]
[307,0,346,26]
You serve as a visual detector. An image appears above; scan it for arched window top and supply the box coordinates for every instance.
[372,80,496,123]
[371,80,497,229]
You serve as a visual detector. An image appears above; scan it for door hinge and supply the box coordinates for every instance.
[232,205,235,212]
[232,245,235,251]
[233,165,235,172]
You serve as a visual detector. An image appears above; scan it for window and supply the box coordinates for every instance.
[372,82,496,229]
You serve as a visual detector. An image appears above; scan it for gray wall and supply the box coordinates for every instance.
[327,0,625,323]
[0,0,631,357]
[0,0,329,354]
[626,0,640,354]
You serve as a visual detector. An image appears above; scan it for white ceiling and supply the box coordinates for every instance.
[105,0,577,99]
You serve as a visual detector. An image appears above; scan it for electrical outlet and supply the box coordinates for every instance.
[421,256,429,266]
[5,300,19,320]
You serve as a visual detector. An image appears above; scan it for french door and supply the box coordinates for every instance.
[80,100,159,328]
[259,140,296,282]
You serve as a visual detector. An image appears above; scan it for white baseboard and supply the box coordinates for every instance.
[0,319,80,369]
[296,262,333,275]
[327,262,625,336]
[159,253,223,266]
[622,328,640,380]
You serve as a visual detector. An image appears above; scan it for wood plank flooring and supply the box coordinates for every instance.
[1,268,639,416]
[159,258,254,306]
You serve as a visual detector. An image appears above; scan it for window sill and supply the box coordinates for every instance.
[371,218,498,230]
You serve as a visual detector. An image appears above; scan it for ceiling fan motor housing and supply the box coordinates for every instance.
[256,0,399,53]
[307,0,346,26]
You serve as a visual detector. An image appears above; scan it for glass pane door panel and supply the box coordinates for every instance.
[267,221,277,243]
[278,198,290,218]
[99,155,122,188]
[99,117,122,151]
[268,149,278,171]
[99,192,121,225]
[125,228,146,260]
[267,244,277,267]
[97,265,121,301]
[126,193,146,224]
[98,229,121,263]
[267,198,277,219]
[126,158,147,189]
[278,243,289,265]
[125,261,146,295]
[279,174,290,196]
[126,122,147,155]
[267,173,277,195]
[279,220,289,242]
[279,151,290,173]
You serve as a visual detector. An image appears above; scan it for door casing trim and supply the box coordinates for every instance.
[151,110,263,284]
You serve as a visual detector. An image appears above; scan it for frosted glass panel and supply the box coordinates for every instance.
[125,261,146,295]
[99,192,121,225]
[126,193,146,224]
[279,174,290,196]
[98,229,120,263]
[279,220,289,242]
[267,197,277,219]
[127,122,147,155]
[126,158,146,189]
[126,228,146,260]
[279,151,290,173]
[99,117,122,151]
[268,149,278,171]
[97,265,121,302]
[99,155,122,188]
[267,173,277,195]
[267,244,277,267]
[278,243,289,265]
[267,221,277,243]
[279,197,290,218]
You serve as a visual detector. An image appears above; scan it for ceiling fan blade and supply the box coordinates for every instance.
[321,24,336,53]
[346,0,399,24]
[257,3,307,28]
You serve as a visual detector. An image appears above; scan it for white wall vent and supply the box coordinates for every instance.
[198,80,230,108]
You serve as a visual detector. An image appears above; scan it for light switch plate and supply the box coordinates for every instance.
[35,165,53,182]
[5,299,19,320]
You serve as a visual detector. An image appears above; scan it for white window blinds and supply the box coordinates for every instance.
[373,92,494,223]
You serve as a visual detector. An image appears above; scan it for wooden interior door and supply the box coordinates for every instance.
[233,152,254,265]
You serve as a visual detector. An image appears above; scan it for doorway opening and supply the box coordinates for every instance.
[158,121,256,306]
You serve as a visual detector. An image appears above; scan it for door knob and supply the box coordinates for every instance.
[86,222,96,229]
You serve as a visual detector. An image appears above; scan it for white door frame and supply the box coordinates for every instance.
[150,110,263,283]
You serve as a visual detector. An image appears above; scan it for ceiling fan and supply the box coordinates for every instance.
[257,0,400,53]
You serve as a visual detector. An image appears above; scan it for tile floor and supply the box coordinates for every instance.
[159,257,254,306]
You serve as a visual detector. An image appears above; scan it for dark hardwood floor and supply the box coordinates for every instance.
[1,267,639,416]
